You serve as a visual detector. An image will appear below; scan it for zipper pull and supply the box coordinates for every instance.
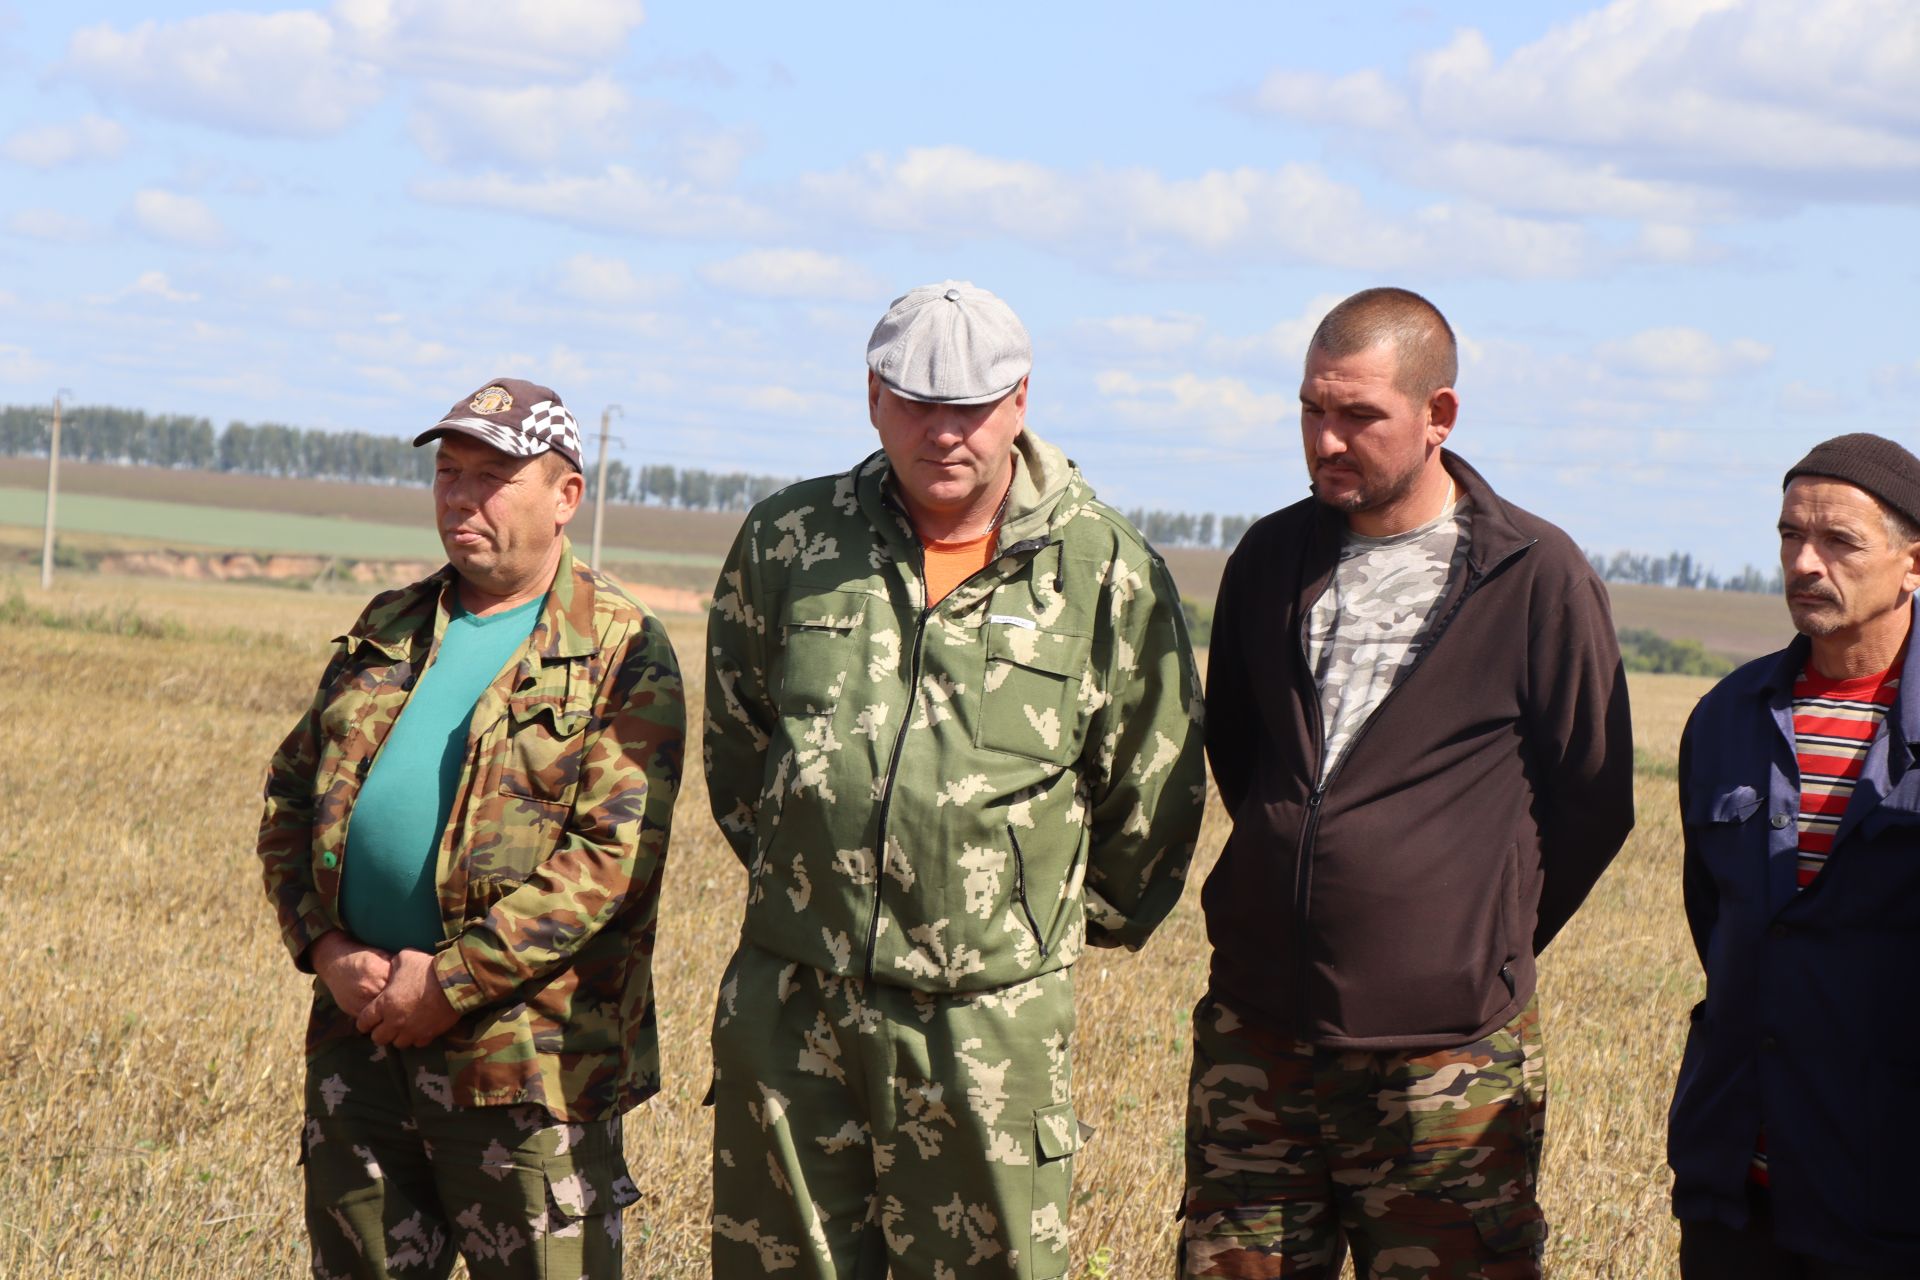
[1307,789,1324,807]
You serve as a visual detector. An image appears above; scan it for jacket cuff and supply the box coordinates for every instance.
[285,910,337,974]
[432,941,491,1015]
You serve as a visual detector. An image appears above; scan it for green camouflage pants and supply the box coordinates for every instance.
[1179,994,1547,1280]
[302,1034,638,1279]
[709,944,1082,1279]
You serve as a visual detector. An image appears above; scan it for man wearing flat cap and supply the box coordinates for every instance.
[704,281,1205,1278]
[256,377,684,1278]
[1670,433,1920,1277]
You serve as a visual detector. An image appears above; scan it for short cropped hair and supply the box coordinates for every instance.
[1308,287,1458,404]
[538,449,579,484]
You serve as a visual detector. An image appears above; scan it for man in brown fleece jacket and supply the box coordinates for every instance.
[1178,288,1635,1279]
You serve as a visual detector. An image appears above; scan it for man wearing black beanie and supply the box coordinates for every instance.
[1670,432,1920,1277]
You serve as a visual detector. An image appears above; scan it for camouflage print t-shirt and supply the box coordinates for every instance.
[1306,502,1470,782]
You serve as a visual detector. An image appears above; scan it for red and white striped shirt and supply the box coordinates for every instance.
[1791,658,1902,887]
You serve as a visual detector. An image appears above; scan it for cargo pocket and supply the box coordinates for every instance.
[466,793,568,907]
[541,1145,640,1223]
[1027,1101,1083,1280]
[1467,1196,1547,1258]
[978,625,1090,764]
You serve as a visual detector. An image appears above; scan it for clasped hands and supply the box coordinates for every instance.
[311,931,459,1049]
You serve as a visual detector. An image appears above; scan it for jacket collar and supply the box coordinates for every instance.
[1300,448,1532,586]
[344,537,598,661]
[1760,597,1920,769]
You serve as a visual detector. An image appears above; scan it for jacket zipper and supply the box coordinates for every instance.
[861,533,1050,980]
[1008,826,1050,960]
[1290,537,1536,1013]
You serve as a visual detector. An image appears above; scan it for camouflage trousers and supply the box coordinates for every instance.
[302,1033,638,1279]
[709,943,1082,1279]
[1179,994,1547,1280]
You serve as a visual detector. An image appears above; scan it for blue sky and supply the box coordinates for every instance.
[2,0,1916,575]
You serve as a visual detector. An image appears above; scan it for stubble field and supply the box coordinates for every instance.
[0,573,1710,1278]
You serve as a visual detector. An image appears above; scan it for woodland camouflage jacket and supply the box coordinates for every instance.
[704,430,1205,992]
[258,541,685,1120]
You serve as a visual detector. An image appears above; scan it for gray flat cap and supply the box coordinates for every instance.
[866,280,1032,404]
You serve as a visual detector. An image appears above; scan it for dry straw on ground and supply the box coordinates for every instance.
[0,575,1713,1278]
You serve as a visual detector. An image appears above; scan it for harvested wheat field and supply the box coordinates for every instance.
[0,572,1717,1278]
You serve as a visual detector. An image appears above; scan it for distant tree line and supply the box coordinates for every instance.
[1587,548,1783,595]
[0,402,1270,538]
[1125,509,1260,550]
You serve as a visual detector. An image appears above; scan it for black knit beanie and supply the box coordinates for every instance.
[1783,433,1920,530]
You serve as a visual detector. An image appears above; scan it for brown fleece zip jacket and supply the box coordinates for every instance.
[1201,451,1635,1050]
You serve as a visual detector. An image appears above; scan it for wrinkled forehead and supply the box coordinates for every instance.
[1781,474,1889,526]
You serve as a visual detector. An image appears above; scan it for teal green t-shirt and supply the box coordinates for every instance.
[341,595,543,953]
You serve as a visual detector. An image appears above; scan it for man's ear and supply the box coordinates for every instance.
[868,370,883,430]
[554,467,586,526]
[1426,387,1459,447]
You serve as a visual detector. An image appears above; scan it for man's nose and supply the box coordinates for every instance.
[1312,419,1347,459]
[924,412,965,444]
[441,479,480,512]
[1785,540,1823,578]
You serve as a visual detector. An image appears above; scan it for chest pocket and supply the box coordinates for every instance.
[501,662,592,807]
[978,622,1092,765]
[776,590,868,715]
[1686,783,1762,827]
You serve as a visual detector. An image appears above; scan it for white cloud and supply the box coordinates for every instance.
[1204,293,1350,372]
[1094,370,1295,441]
[1596,326,1772,380]
[1,114,127,168]
[0,342,49,382]
[7,207,101,242]
[335,0,646,77]
[334,323,457,368]
[411,75,629,168]
[127,188,230,249]
[1076,313,1207,356]
[67,10,381,137]
[716,383,861,419]
[551,253,677,306]
[1247,0,1920,214]
[414,165,779,239]
[90,271,202,305]
[801,146,1604,278]
[1776,380,1849,416]
[700,249,880,301]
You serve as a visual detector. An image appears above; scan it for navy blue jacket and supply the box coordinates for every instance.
[1670,602,1920,1269]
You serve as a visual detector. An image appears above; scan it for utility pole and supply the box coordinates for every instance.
[591,404,623,570]
[39,387,72,590]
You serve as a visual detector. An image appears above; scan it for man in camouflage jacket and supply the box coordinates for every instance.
[258,378,684,1279]
[704,282,1206,1279]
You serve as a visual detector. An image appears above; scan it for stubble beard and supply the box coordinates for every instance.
[1785,576,1845,638]
[1310,455,1424,517]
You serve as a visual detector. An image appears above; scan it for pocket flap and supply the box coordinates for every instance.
[1686,783,1761,825]
[1035,1100,1081,1161]
[782,590,867,634]
[986,622,1090,678]
[542,1148,640,1220]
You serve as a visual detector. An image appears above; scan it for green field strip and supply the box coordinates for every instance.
[0,486,723,566]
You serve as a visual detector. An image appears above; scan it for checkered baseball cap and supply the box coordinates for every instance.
[867,281,1031,405]
[414,377,583,470]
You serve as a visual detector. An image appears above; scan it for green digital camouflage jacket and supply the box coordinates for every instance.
[705,429,1205,992]
[258,540,685,1120]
